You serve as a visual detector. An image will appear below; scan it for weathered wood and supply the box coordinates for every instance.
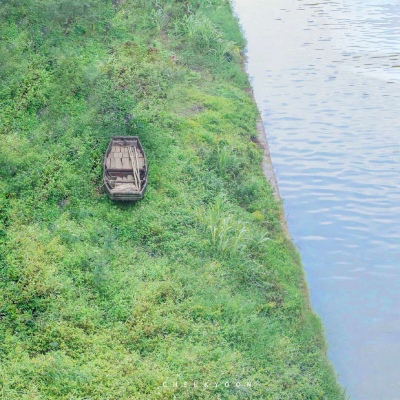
[114,158,122,169]
[134,146,141,191]
[103,136,148,201]
[128,146,139,189]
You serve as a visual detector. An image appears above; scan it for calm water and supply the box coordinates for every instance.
[232,0,400,398]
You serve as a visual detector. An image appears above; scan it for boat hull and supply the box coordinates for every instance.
[103,136,148,201]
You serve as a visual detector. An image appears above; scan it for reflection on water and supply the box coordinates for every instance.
[233,0,400,398]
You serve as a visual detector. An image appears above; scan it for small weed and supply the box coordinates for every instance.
[151,8,168,32]
[207,197,247,255]
[217,145,230,174]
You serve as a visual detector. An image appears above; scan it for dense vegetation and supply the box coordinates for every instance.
[0,0,344,398]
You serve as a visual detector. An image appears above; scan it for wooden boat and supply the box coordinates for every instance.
[103,136,148,201]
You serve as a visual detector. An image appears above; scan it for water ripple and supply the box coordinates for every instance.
[234,0,400,398]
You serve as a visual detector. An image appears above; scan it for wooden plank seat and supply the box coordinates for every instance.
[106,155,145,170]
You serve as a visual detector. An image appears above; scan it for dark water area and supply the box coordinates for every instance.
[232,0,400,398]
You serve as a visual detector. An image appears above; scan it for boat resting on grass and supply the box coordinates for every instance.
[103,136,148,201]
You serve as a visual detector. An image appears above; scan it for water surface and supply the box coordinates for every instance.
[233,0,400,398]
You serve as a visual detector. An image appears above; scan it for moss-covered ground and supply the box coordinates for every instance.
[0,0,345,398]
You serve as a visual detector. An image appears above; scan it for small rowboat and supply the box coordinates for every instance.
[103,136,148,201]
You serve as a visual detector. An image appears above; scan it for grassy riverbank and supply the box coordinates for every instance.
[0,0,344,398]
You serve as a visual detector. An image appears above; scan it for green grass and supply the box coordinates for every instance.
[0,0,345,398]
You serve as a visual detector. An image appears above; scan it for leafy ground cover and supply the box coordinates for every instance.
[0,0,345,398]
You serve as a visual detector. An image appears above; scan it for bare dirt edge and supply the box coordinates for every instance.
[255,116,291,240]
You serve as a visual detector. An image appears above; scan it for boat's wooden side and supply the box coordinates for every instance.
[103,136,148,201]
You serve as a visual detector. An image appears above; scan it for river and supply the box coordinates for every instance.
[232,0,400,398]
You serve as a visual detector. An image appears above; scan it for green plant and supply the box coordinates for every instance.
[151,7,167,32]
[207,197,246,255]
[217,145,230,174]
